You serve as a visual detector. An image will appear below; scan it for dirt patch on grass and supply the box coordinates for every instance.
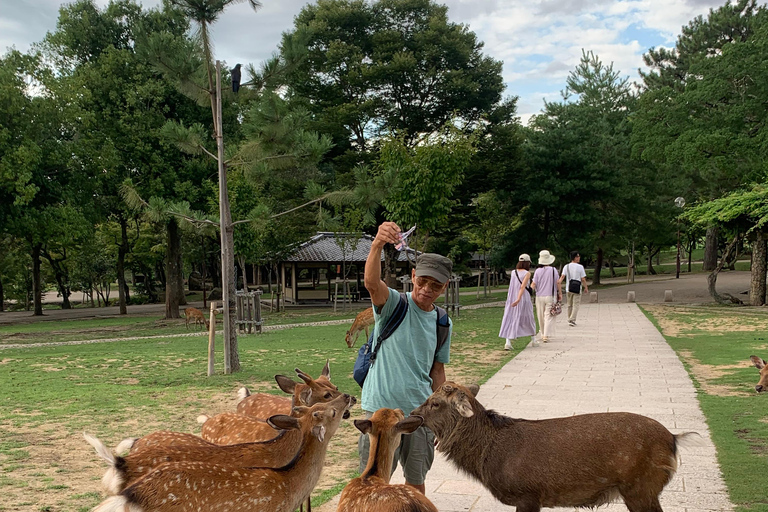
[678,349,751,397]
[0,385,366,512]
[644,304,768,338]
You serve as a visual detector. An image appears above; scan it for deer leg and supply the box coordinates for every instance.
[514,498,541,512]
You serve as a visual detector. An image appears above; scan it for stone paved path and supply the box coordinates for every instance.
[319,303,733,512]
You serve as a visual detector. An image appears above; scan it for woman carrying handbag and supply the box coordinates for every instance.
[531,250,562,343]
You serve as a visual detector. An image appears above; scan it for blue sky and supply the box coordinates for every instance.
[0,0,728,124]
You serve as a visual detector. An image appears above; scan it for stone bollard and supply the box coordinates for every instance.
[590,291,598,303]
[627,291,636,302]
[664,290,673,302]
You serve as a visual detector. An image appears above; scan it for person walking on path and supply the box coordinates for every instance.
[359,221,453,496]
[499,254,536,350]
[531,250,561,343]
[558,251,588,327]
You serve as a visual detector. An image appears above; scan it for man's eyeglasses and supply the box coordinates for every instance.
[413,276,445,293]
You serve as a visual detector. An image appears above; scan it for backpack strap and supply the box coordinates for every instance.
[368,293,409,366]
[434,304,450,357]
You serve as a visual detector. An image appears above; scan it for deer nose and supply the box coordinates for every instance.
[756,385,764,393]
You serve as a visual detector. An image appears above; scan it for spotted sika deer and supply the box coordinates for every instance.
[184,307,209,330]
[236,362,339,419]
[344,307,374,348]
[412,382,700,512]
[337,408,437,512]
[92,393,355,512]
[750,355,768,392]
[84,409,309,494]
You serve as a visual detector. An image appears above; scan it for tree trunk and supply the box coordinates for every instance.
[0,277,4,312]
[703,226,719,271]
[592,247,603,285]
[609,259,616,278]
[708,234,740,304]
[177,258,187,306]
[117,216,129,315]
[687,238,694,273]
[750,231,767,306]
[383,244,398,289]
[646,246,659,275]
[41,249,72,310]
[32,243,43,316]
[165,219,181,319]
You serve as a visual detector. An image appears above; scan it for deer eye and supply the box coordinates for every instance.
[332,409,337,418]
[431,402,439,409]
[324,393,332,399]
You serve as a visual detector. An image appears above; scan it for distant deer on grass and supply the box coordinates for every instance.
[337,408,437,512]
[236,362,340,419]
[83,401,338,494]
[411,382,701,512]
[750,355,768,393]
[184,307,209,330]
[345,308,374,348]
[91,394,355,512]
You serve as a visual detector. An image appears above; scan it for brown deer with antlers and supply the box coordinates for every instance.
[337,408,437,512]
[91,394,355,512]
[344,308,374,348]
[236,361,339,419]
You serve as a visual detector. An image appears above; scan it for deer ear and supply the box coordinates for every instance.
[750,356,766,370]
[299,386,313,405]
[453,392,474,418]
[275,375,297,394]
[312,425,326,442]
[322,359,331,378]
[267,415,300,431]
[396,415,423,433]
[354,419,372,434]
[291,406,310,416]
[466,384,480,397]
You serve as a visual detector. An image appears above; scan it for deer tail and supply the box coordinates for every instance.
[237,386,251,400]
[92,496,143,512]
[84,433,115,465]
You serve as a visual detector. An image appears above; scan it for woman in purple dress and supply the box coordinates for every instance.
[499,254,536,350]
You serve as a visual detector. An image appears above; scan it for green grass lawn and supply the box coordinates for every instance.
[0,306,516,512]
[641,305,768,512]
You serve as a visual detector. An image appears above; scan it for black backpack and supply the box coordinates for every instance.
[353,293,450,387]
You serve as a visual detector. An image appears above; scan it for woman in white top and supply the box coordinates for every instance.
[531,250,562,342]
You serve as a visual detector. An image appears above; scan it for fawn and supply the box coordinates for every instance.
[345,308,374,348]
[751,355,768,392]
[184,307,209,330]
[337,408,437,512]
[92,394,355,512]
[83,403,330,494]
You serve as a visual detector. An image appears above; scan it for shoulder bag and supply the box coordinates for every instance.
[566,263,582,294]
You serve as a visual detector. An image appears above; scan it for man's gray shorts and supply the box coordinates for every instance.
[357,411,435,485]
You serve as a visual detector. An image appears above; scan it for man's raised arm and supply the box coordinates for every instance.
[365,222,401,308]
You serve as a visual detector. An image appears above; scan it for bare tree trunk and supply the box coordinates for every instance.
[609,259,616,278]
[687,238,694,273]
[117,216,129,315]
[592,247,603,285]
[32,243,43,316]
[646,246,659,275]
[750,231,767,306]
[703,226,718,271]
[41,248,72,310]
[0,277,4,312]
[708,234,740,304]
[165,219,181,319]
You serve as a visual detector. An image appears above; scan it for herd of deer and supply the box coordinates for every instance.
[83,308,768,512]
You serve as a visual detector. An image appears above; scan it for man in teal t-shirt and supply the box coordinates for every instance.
[358,221,453,495]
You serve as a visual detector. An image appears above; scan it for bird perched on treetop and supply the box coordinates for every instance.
[231,63,242,93]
